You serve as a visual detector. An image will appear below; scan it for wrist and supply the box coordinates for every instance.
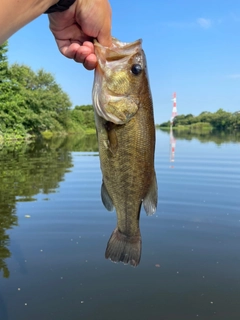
[45,0,76,13]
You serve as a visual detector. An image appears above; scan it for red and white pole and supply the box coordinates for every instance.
[170,92,177,123]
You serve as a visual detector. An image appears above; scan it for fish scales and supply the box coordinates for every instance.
[92,37,158,266]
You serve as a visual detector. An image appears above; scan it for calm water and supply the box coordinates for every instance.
[0,130,240,320]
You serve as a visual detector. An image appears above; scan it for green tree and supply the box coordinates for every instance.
[0,42,95,140]
[9,64,72,133]
[74,104,93,112]
[0,42,26,136]
[161,108,240,130]
[70,105,95,129]
[0,41,8,81]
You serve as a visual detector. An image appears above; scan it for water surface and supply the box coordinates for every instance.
[0,130,240,320]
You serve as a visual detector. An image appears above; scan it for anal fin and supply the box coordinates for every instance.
[143,171,158,216]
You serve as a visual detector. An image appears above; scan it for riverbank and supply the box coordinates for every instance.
[157,109,240,131]
[156,122,213,132]
[0,128,96,147]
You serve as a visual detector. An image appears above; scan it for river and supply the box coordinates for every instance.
[0,129,239,320]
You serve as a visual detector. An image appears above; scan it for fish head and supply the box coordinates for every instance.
[93,38,149,124]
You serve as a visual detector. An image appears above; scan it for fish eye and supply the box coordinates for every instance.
[131,64,142,75]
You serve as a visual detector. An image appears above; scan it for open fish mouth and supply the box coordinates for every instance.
[92,38,144,124]
[94,37,142,66]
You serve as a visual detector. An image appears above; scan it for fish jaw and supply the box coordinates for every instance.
[92,38,144,124]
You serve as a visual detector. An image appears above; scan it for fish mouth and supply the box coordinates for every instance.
[94,37,142,68]
[92,37,143,124]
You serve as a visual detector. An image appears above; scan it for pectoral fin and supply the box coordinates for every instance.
[143,172,158,216]
[105,122,118,155]
[101,182,114,211]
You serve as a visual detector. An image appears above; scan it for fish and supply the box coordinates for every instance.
[92,37,158,266]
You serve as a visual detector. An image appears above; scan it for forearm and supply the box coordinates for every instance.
[0,0,57,44]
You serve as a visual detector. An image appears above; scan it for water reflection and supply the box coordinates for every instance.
[1,130,240,319]
[0,130,239,277]
[169,126,176,168]
[159,127,240,145]
[0,134,97,278]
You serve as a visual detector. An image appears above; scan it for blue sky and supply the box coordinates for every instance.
[7,0,240,124]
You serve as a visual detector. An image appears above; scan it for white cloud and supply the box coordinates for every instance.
[197,18,212,29]
[227,74,240,79]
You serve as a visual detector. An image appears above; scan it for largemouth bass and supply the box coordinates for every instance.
[92,37,157,266]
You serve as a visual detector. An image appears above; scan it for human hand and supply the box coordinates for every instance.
[48,0,112,70]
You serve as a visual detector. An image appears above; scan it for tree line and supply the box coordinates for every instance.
[0,42,95,141]
[158,109,240,130]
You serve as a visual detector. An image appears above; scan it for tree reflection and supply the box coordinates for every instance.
[0,134,98,278]
[158,128,240,145]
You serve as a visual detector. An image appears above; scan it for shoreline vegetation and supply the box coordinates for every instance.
[0,42,96,145]
[2,42,240,146]
[156,109,240,132]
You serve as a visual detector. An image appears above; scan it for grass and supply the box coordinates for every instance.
[41,130,54,139]
[85,128,96,135]
[158,122,213,132]
[1,125,96,145]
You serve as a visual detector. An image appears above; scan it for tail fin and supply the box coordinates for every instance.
[105,228,141,267]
